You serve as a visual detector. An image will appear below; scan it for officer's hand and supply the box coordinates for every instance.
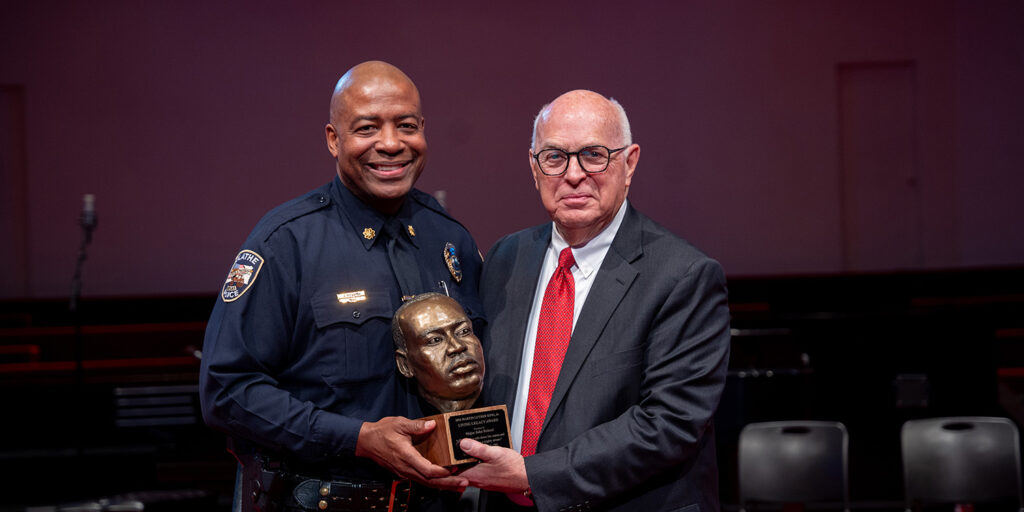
[457,438,530,497]
[355,416,468,492]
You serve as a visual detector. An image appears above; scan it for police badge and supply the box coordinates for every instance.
[221,250,264,302]
[443,242,463,283]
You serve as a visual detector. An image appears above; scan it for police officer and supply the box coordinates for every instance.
[200,61,483,512]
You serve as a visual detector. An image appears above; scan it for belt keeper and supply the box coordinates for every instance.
[317,481,330,510]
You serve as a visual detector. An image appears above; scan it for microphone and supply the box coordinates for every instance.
[80,193,97,230]
[71,193,96,313]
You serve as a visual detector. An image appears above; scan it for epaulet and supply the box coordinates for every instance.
[250,183,333,243]
[409,188,461,225]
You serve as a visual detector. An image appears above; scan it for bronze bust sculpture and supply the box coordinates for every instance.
[392,292,484,413]
[392,292,509,465]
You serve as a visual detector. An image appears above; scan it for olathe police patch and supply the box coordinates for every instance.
[221,250,264,302]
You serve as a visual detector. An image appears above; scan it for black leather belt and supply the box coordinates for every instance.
[288,478,412,512]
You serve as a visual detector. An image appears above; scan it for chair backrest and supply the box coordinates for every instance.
[739,421,849,511]
[901,416,1023,510]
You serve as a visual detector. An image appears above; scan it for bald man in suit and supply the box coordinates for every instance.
[459,90,731,512]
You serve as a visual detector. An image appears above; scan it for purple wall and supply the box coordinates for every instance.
[1,0,1022,299]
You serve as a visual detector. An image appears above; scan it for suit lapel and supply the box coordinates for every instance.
[540,206,643,435]
[498,224,551,409]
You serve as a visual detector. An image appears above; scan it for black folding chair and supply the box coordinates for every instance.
[738,421,849,512]
[901,416,1023,512]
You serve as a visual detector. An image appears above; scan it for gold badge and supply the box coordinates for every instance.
[407,225,416,237]
[362,228,376,240]
[337,290,367,304]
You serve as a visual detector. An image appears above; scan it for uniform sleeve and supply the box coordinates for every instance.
[525,257,731,511]
[199,237,363,462]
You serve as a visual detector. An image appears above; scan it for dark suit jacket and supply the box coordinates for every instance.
[479,205,731,512]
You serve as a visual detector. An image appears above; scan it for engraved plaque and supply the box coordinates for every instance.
[414,405,511,466]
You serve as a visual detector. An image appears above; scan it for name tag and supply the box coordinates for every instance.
[337,290,367,304]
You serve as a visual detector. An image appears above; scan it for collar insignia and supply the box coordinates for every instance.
[407,225,416,237]
[221,250,264,302]
[362,227,376,240]
[443,242,463,283]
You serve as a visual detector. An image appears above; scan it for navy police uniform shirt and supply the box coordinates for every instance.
[199,176,484,480]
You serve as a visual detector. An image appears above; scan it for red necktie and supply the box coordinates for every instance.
[521,247,576,456]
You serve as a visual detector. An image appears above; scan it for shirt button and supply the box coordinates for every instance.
[352,310,361,319]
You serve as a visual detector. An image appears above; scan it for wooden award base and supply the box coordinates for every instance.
[413,404,512,466]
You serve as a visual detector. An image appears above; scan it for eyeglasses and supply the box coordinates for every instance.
[532,145,627,176]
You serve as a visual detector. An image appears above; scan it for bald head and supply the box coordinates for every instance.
[329,61,421,125]
[532,90,631,150]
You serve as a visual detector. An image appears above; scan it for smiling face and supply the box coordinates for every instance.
[326,61,426,214]
[530,90,639,246]
[394,295,484,413]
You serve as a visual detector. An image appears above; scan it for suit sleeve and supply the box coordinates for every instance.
[525,256,731,511]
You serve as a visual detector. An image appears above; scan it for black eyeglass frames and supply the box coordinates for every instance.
[532,145,627,176]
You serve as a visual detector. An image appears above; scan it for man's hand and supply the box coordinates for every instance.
[355,417,468,492]
[457,438,530,497]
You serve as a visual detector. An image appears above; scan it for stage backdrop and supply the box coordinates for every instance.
[1,0,1022,298]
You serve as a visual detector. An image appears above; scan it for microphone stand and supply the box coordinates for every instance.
[70,197,96,384]
[70,196,96,459]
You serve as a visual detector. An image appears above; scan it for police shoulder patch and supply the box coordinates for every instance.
[221,250,264,302]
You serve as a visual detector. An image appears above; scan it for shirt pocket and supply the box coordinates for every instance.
[310,288,398,386]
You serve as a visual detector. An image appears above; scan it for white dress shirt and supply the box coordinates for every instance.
[509,200,629,451]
